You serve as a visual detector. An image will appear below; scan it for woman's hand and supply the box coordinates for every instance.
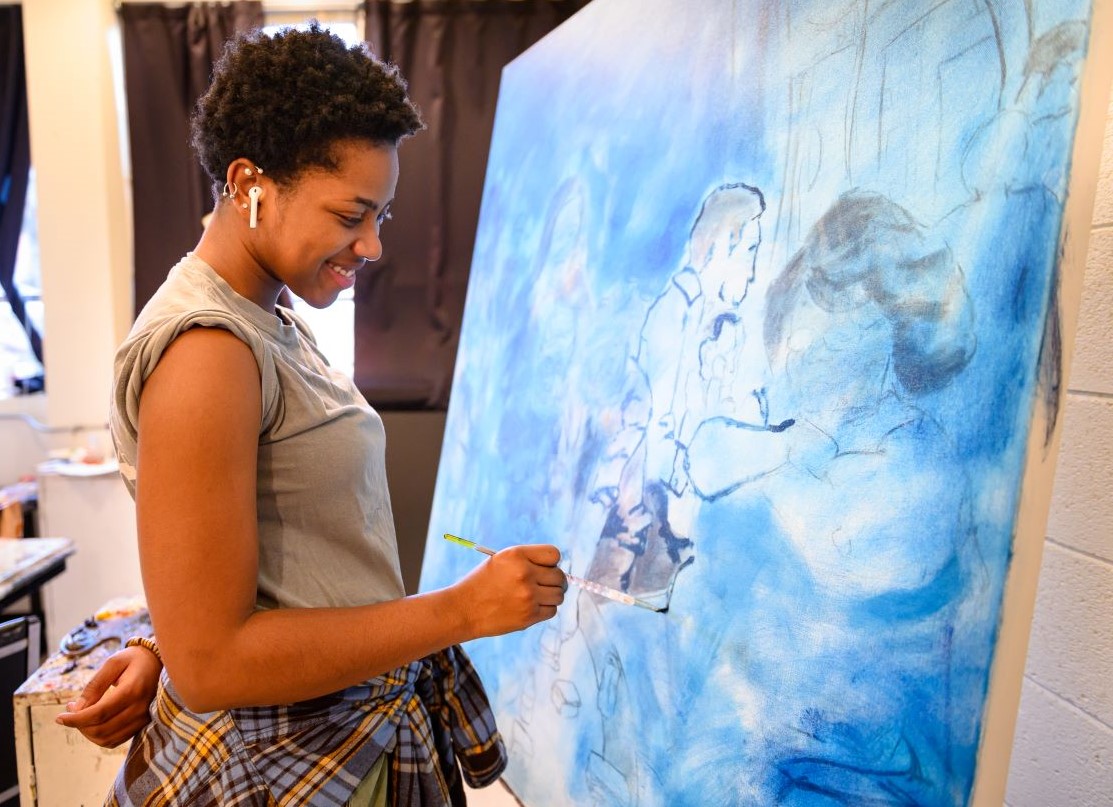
[453,544,567,638]
[55,645,162,748]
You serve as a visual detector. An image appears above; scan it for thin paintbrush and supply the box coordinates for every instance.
[443,533,666,613]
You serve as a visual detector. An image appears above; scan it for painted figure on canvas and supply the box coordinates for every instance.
[587,182,786,606]
[671,190,979,803]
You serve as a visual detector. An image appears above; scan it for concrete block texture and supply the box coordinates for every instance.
[1008,89,1113,807]
[1067,229,1113,395]
[1006,677,1113,807]
[1093,86,1113,227]
[1022,542,1113,728]
[1046,393,1113,561]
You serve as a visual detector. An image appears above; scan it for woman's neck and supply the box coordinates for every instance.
[192,209,283,311]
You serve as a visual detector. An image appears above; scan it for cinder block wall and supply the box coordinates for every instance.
[1005,87,1113,806]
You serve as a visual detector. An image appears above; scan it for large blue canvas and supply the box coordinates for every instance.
[418,0,1098,804]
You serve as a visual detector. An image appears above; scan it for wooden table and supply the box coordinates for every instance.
[0,538,74,657]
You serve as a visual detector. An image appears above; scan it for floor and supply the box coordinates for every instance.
[464,779,522,806]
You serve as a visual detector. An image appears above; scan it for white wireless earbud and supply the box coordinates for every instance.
[248,185,262,229]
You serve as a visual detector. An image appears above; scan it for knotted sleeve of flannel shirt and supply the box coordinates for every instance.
[389,645,508,807]
[424,645,508,788]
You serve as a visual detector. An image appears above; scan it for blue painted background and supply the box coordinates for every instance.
[418,0,1095,804]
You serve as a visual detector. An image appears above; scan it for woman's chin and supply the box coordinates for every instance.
[292,290,339,310]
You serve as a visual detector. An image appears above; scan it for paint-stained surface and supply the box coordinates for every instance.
[419,0,1096,804]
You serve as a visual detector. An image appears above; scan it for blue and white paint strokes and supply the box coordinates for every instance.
[418,0,1095,804]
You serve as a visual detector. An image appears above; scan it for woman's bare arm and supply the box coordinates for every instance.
[137,327,563,712]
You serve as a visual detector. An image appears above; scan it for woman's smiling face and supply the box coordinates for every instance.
[257,139,400,309]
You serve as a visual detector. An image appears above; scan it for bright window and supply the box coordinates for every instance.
[0,168,43,397]
[263,16,361,379]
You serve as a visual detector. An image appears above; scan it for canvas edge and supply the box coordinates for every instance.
[502,0,596,74]
[968,2,1113,803]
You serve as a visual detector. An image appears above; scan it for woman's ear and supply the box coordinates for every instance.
[223,159,266,226]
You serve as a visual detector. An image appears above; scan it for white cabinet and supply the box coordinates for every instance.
[34,463,141,651]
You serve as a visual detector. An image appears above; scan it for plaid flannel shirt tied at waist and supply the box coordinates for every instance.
[107,644,507,806]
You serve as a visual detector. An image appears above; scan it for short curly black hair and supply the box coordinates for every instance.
[191,22,423,194]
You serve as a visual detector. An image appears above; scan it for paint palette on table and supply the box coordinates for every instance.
[420,0,1111,804]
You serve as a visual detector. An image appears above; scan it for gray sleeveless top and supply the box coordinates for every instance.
[110,254,406,610]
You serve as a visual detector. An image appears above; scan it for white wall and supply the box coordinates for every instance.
[0,0,130,482]
[1005,84,1113,806]
[0,396,56,484]
[21,0,132,431]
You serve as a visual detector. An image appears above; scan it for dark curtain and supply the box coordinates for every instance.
[0,7,37,363]
[360,0,591,409]
[120,2,264,318]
